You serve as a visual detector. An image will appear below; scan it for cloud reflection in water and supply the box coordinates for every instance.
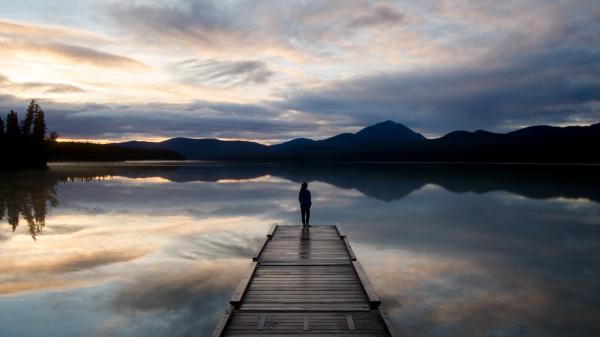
[0,162,598,337]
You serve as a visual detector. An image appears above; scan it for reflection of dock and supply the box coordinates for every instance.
[213,224,397,337]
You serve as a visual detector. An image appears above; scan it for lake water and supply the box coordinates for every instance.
[1,162,599,337]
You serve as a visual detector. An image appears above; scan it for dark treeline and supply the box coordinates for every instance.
[1,100,57,169]
[1,100,183,170]
[48,142,184,162]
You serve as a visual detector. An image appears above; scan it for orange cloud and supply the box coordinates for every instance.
[0,42,147,70]
[0,19,109,42]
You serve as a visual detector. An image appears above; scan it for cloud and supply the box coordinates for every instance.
[0,248,149,275]
[347,3,405,29]
[106,0,416,62]
[2,1,600,141]
[6,99,340,142]
[0,247,150,295]
[43,43,147,69]
[276,42,600,134]
[106,259,248,337]
[111,260,244,313]
[0,42,147,69]
[0,19,146,74]
[0,19,108,43]
[169,59,274,88]
[0,73,84,94]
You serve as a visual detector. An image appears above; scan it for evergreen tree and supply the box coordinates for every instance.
[21,100,37,136]
[32,106,46,142]
[47,130,59,142]
[6,110,20,137]
[0,115,5,137]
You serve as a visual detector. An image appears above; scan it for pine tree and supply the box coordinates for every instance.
[47,130,59,142]
[32,106,46,142]
[6,110,20,137]
[21,100,37,137]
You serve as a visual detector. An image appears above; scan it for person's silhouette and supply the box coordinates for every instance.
[298,182,312,228]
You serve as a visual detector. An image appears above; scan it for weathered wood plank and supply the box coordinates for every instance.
[230,261,258,307]
[343,237,358,261]
[257,314,266,330]
[212,306,234,337]
[335,223,346,238]
[352,261,381,309]
[347,314,356,331]
[252,237,270,262]
[303,314,309,331]
[378,309,399,337]
[267,223,278,238]
[217,224,392,337]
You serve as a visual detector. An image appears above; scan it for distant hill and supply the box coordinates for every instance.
[118,137,268,160]
[114,121,600,163]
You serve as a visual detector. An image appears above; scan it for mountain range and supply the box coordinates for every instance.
[115,120,600,163]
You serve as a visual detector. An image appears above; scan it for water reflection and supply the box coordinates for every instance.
[0,172,59,239]
[47,162,600,202]
[4,163,599,241]
[0,162,599,337]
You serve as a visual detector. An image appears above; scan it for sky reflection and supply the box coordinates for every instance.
[1,163,599,337]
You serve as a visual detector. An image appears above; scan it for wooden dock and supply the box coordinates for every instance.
[212,224,397,337]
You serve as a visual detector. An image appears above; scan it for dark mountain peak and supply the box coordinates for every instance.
[285,138,316,145]
[357,120,406,134]
[354,120,426,143]
[317,121,424,148]
[270,137,317,151]
[366,120,396,128]
[441,130,471,139]
[473,129,497,135]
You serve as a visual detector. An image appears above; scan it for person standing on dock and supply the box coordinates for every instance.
[299,182,312,228]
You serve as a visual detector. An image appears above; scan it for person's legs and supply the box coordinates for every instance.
[301,208,306,226]
[306,208,310,226]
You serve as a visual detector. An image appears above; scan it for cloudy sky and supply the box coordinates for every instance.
[0,0,599,142]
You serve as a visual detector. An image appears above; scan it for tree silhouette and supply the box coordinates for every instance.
[6,110,20,138]
[21,100,37,137]
[47,130,59,142]
[32,106,46,142]
[2,101,54,169]
[0,172,59,240]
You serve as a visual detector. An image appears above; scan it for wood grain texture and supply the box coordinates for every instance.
[343,237,358,261]
[352,261,381,309]
[214,225,395,337]
[252,236,270,262]
[267,223,278,238]
[230,261,258,307]
[212,306,233,337]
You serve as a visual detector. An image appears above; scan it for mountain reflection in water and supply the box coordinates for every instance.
[0,162,598,337]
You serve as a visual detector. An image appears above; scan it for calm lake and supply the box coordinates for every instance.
[1,162,599,337]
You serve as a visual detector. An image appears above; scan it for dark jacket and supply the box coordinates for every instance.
[299,188,312,209]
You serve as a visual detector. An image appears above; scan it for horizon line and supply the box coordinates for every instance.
[54,120,599,145]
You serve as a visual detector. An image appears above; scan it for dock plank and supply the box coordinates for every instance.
[214,225,395,337]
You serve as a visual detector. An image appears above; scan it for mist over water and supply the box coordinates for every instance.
[1,162,599,337]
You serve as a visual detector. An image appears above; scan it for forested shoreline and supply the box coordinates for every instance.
[1,101,183,170]
[0,100,54,169]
